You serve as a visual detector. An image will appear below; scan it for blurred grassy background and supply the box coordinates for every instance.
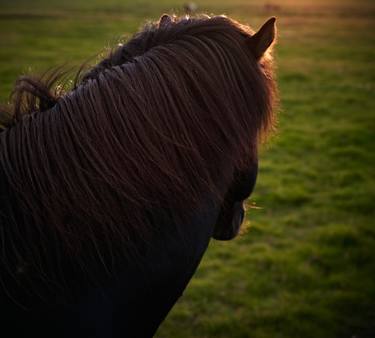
[1,0,374,337]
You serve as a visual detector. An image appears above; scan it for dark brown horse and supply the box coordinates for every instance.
[0,14,277,337]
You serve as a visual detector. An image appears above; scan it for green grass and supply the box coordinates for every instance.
[1,0,374,337]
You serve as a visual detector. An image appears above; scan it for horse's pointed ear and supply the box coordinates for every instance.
[249,17,276,59]
[159,14,172,28]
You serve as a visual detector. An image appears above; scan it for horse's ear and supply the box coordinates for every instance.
[159,14,173,28]
[249,17,276,59]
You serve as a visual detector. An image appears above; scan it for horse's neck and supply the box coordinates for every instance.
[0,184,222,337]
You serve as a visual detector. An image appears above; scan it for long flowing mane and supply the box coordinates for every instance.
[0,15,277,303]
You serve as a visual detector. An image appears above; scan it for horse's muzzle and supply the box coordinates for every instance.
[212,201,245,241]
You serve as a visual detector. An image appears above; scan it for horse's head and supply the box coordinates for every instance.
[73,14,278,244]
[210,17,276,240]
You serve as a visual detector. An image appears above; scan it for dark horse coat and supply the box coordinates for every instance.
[0,14,276,338]
[0,161,258,337]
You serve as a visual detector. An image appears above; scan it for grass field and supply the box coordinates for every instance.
[1,0,375,337]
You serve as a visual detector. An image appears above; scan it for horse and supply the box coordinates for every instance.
[0,14,277,337]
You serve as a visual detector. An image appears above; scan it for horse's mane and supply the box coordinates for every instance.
[0,14,277,302]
